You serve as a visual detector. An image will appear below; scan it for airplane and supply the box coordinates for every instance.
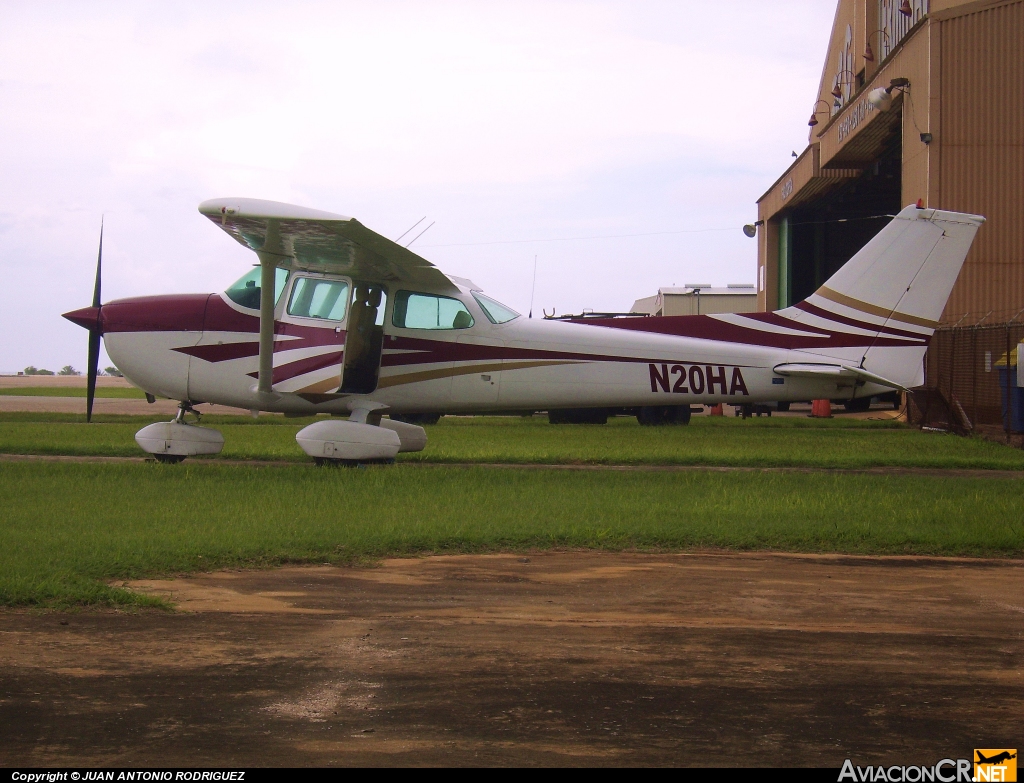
[976,752,1017,765]
[63,199,984,464]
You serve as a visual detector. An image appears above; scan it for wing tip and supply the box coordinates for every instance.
[198,198,352,223]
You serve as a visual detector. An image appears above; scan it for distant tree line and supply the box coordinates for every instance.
[22,365,123,377]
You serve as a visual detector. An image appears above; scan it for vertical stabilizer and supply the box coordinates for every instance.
[779,205,984,389]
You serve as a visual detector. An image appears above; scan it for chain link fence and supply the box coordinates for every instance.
[908,322,1024,445]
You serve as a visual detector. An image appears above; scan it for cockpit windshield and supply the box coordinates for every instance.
[224,267,289,310]
[472,292,520,324]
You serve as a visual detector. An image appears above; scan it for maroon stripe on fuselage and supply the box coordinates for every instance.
[246,351,344,384]
[175,326,346,363]
[793,301,930,341]
[730,311,833,335]
[201,295,259,332]
[570,314,924,349]
[101,294,211,333]
[133,294,348,362]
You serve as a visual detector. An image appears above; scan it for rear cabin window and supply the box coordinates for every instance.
[392,291,475,330]
[224,267,289,310]
[287,278,349,321]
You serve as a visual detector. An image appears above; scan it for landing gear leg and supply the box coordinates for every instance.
[175,401,201,424]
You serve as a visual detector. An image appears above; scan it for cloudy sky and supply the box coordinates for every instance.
[0,1,834,373]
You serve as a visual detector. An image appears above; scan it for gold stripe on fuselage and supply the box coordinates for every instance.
[292,359,581,398]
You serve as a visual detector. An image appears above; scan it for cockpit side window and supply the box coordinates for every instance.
[287,278,350,321]
[392,291,475,330]
[224,267,289,310]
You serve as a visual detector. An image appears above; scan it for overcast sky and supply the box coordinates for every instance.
[0,1,835,373]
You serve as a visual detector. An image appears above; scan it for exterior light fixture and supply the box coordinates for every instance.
[867,77,909,111]
[868,87,893,111]
[863,29,891,63]
[899,0,913,17]
[808,99,831,126]
[742,220,764,238]
[831,69,857,101]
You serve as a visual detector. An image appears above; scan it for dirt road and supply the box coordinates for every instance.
[1,551,1021,766]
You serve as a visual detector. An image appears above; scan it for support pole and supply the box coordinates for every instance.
[257,253,277,394]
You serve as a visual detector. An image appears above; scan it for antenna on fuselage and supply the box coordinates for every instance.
[405,221,435,248]
[395,216,426,243]
[529,254,538,318]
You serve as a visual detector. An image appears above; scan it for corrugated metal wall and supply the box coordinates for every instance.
[938,0,1024,323]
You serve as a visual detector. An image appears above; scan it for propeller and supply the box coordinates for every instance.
[85,219,103,422]
[62,219,109,422]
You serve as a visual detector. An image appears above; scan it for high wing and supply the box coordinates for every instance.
[198,198,458,294]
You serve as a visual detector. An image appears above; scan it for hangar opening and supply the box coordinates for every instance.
[780,117,902,307]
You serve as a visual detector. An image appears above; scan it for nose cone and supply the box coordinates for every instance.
[63,306,102,331]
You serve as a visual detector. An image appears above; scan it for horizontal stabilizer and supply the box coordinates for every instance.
[773,363,907,391]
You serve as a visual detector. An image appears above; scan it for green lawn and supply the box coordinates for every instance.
[0,386,147,398]
[2,412,1023,470]
[1,461,1021,608]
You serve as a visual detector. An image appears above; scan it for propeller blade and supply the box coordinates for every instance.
[86,218,103,422]
[92,218,103,307]
[87,328,100,422]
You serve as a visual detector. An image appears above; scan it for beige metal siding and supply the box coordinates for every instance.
[938,0,1024,322]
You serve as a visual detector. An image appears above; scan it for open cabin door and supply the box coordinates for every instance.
[340,282,387,394]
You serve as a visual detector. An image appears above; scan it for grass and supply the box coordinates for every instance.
[1,461,1021,608]
[2,412,1023,470]
[0,386,147,398]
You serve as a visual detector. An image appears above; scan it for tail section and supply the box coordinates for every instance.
[781,204,985,389]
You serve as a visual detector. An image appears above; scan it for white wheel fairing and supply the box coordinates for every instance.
[135,422,225,457]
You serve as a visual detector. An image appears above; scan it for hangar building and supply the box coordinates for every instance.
[756,0,1024,325]
[630,284,757,317]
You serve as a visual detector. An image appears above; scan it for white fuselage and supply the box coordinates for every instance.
[103,278,896,416]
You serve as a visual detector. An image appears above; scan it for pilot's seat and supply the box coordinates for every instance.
[341,284,385,394]
[452,310,472,329]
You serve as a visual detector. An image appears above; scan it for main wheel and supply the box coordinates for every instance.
[154,454,185,464]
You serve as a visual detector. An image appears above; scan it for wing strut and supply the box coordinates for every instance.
[257,251,277,395]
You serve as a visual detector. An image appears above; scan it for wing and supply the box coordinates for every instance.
[198,198,458,294]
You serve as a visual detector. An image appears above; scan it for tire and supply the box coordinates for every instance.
[154,454,185,464]
[776,401,791,412]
